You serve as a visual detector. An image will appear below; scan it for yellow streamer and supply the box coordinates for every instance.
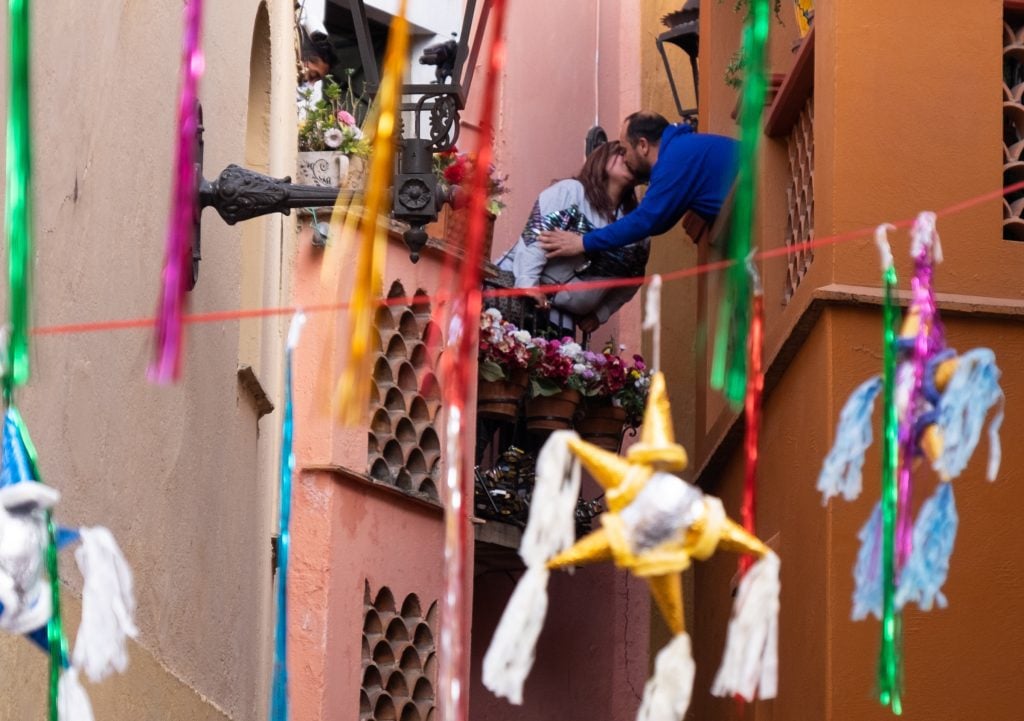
[335,2,408,424]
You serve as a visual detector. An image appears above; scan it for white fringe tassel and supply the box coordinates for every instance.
[72,526,138,682]
[58,668,95,721]
[482,431,581,704]
[636,633,695,721]
[711,551,781,701]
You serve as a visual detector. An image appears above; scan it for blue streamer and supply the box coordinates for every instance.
[1,409,34,486]
[934,348,1004,481]
[852,500,883,621]
[896,483,958,611]
[270,312,306,721]
[817,376,883,503]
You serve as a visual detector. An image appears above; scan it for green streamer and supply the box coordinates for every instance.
[878,265,903,714]
[711,0,770,407]
[5,0,33,392]
[10,408,66,721]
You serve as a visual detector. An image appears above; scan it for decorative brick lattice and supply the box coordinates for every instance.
[1004,18,1024,241]
[360,583,438,721]
[784,98,814,303]
[368,281,442,501]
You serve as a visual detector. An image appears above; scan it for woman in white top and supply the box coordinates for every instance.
[497,141,649,333]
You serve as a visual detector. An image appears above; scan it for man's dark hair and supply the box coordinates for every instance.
[300,31,338,67]
[624,112,670,147]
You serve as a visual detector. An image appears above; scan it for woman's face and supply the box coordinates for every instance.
[605,146,634,185]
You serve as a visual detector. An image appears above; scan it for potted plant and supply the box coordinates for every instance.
[575,348,652,451]
[434,148,508,259]
[297,75,370,188]
[523,336,591,432]
[478,309,532,421]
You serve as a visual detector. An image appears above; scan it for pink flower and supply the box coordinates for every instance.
[337,110,357,127]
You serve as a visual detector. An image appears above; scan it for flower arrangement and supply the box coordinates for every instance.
[298,75,371,155]
[576,345,652,424]
[434,147,509,216]
[526,337,594,398]
[479,308,532,382]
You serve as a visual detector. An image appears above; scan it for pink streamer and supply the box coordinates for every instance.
[149,0,204,383]
[895,217,943,571]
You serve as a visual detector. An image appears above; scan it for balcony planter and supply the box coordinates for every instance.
[525,389,581,433]
[478,368,529,422]
[297,150,352,188]
[575,401,627,452]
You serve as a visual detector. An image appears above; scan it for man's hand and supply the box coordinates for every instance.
[537,229,584,258]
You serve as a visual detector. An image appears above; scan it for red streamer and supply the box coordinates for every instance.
[149,0,204,383]
[435,3,508,721]
[739,292,764,575]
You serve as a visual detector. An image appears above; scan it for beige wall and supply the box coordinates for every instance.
[0,0,301,718]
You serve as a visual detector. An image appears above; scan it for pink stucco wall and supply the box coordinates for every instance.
[289,2,649,719]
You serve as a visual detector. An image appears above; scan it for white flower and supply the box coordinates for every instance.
[512,330,532,344]
[573,363,588,375]
[559,342,583,360]
[484,308,502,322]
[324,128,344,149]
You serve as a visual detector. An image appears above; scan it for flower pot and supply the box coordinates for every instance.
[477,368,528,422]
[444,207,496,261]
[576,402,627,452]
[525,389,581,432]
[297,151,351,187]
[342,155,367,190]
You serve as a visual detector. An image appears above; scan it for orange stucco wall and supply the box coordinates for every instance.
[686,1,1024,719]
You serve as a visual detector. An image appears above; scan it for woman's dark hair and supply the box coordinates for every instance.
[574,141,639,222]
[301,30,338,67]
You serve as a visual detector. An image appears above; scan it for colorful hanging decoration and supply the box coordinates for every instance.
[435,2,508,720]
[270,312,305,721]
[483,372,780,721]
[817,214,1004,714]
[740,258,764,575]
[711,0,770,407]
[1,408,137,721]
[6,0,33,390]
[335,1,408,424]
[150,0,205,382]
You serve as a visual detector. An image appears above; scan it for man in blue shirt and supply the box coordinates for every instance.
[538,112,737,257]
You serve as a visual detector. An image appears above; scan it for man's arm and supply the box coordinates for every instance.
[581,149,701,253]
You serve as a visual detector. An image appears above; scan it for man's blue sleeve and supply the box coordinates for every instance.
[582,148,700,252]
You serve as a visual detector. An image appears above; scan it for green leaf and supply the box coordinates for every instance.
[530,378,562,397]
[478,360,506,382]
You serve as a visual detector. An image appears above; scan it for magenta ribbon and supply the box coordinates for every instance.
[149,0,204,383]
[895,221,943,571]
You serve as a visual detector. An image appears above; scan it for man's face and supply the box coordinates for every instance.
[302,58,330,85]
[619,122,654,183]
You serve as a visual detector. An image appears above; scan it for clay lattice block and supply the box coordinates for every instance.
[367,281,442,501]
[361,582,439,721]
[1004,17,1024,241]
[784,97,814,303]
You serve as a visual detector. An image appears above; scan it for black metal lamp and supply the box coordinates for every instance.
[657,1,700,122]
[191,0,494,288]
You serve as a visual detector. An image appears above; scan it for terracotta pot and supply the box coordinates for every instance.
[576,402,627,452]
[525,389,581,432]
[444,207,496,261]
[477,368,528,422]
[297,151,351,187]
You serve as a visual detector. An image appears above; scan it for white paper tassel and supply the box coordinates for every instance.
[636,633,695,721]
[482,431,581,704]
[58,668,95,721]
[72,527,138,682]
[711,551,780,701]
